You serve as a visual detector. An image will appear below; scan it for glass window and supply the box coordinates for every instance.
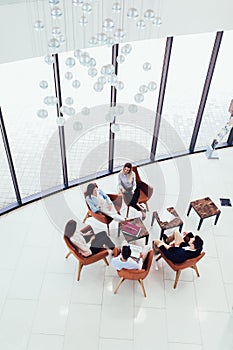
[196,30,233,149]
[0,56,63,199]
[156,32,215,158]
[114,38,165,167]
[0,135,17,208]
[59,47,112,180]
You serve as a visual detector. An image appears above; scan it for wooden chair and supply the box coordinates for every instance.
[83,187,122,235]
[113,249,154,297]
[156,249,205,289]
[125,166,153,218]
[64,225,109,281]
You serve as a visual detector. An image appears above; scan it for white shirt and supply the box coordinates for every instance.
[111,255,143,270]
[70,231,92,257]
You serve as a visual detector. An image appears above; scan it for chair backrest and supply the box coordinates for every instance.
[132,166,153,201]
[64,235,86,263]
[117,250,154,280]
[160,250,205,271]
[64,233,109,265]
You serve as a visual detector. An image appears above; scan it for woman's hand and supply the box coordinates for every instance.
[90,235,95,243]
[82,230,93,236]
[107,203,112,211]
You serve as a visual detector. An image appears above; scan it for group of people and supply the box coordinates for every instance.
[64,161,204,272]
[85,162,146,222]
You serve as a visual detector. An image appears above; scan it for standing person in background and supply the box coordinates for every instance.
[118,162,146,220]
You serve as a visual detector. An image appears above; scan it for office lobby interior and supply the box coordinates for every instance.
[0,1,233,349]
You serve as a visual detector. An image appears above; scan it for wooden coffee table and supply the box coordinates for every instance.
[118,217,149,245]
[187,197,221,230]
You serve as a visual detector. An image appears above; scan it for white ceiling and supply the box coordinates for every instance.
[0,0,233,64]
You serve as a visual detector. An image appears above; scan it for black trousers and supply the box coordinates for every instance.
[89,231,115,254]
[124,186,141,211]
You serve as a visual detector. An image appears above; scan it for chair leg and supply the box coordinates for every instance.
[77,261,83,281]
[126,205,130,219]
[192,264,200,277]
[114,277,125,294]
[103,257,109,266]
[155,254,162,261]
[83,211,90,223]
[145,202,149,212]
[174,270,181,289]
[107,224,110,235]
[138,279,147,297]
[65,251,72,259]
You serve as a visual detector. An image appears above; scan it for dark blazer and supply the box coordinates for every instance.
[159,245,201,263]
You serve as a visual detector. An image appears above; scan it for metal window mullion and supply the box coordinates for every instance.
[0,107,22,204]
[108,44,119,172]
[189,31,223,152]
[150,37,173,161]
[53,53,68,187]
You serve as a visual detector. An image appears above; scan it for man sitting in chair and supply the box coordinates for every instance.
[153,231,204,264]
[111,245,143,270]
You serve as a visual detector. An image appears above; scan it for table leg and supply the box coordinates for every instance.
[197,218,203,231]
[187,203,192,216]
[118,224,120,237]
[214,212,221,225]
[179,223,183,232]
[151,213,155,227]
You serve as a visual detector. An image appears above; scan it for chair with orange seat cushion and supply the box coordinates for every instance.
[124,166,153,218]
[64,225,109,281]
[113,248,154,297]
[156,248,205,289]
[83,186,122,235]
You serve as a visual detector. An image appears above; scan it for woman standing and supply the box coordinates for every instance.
[118,162,146,220]
[85,183,125,222]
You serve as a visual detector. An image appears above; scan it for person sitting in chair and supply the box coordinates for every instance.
[162,230,194,247]
[65,219,115,256]
[85,183,125,222]
[111,245,143,270]
[153,232,204,264]
[118,162,146,220]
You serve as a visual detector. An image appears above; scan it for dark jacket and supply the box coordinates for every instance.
[159,245,201,263]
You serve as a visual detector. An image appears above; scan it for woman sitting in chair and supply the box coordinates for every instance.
[85,183,125,222]
[118,162,146,220]
[65,219,115,256]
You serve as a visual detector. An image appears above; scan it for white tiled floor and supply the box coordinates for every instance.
[0,148,233,350]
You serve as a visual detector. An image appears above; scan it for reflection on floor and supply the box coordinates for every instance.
[0,147,232,350]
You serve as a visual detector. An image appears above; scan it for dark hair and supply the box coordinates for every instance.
[64,219,77,238]
[183,232,194,243]
[193,235,203,251]
[123,162,132,170]
[86,183,97,198]
[121,245,131,259]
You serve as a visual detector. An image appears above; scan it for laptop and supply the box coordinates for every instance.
[129,244,142,259]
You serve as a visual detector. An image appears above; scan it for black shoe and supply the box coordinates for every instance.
[162,233,168,244]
